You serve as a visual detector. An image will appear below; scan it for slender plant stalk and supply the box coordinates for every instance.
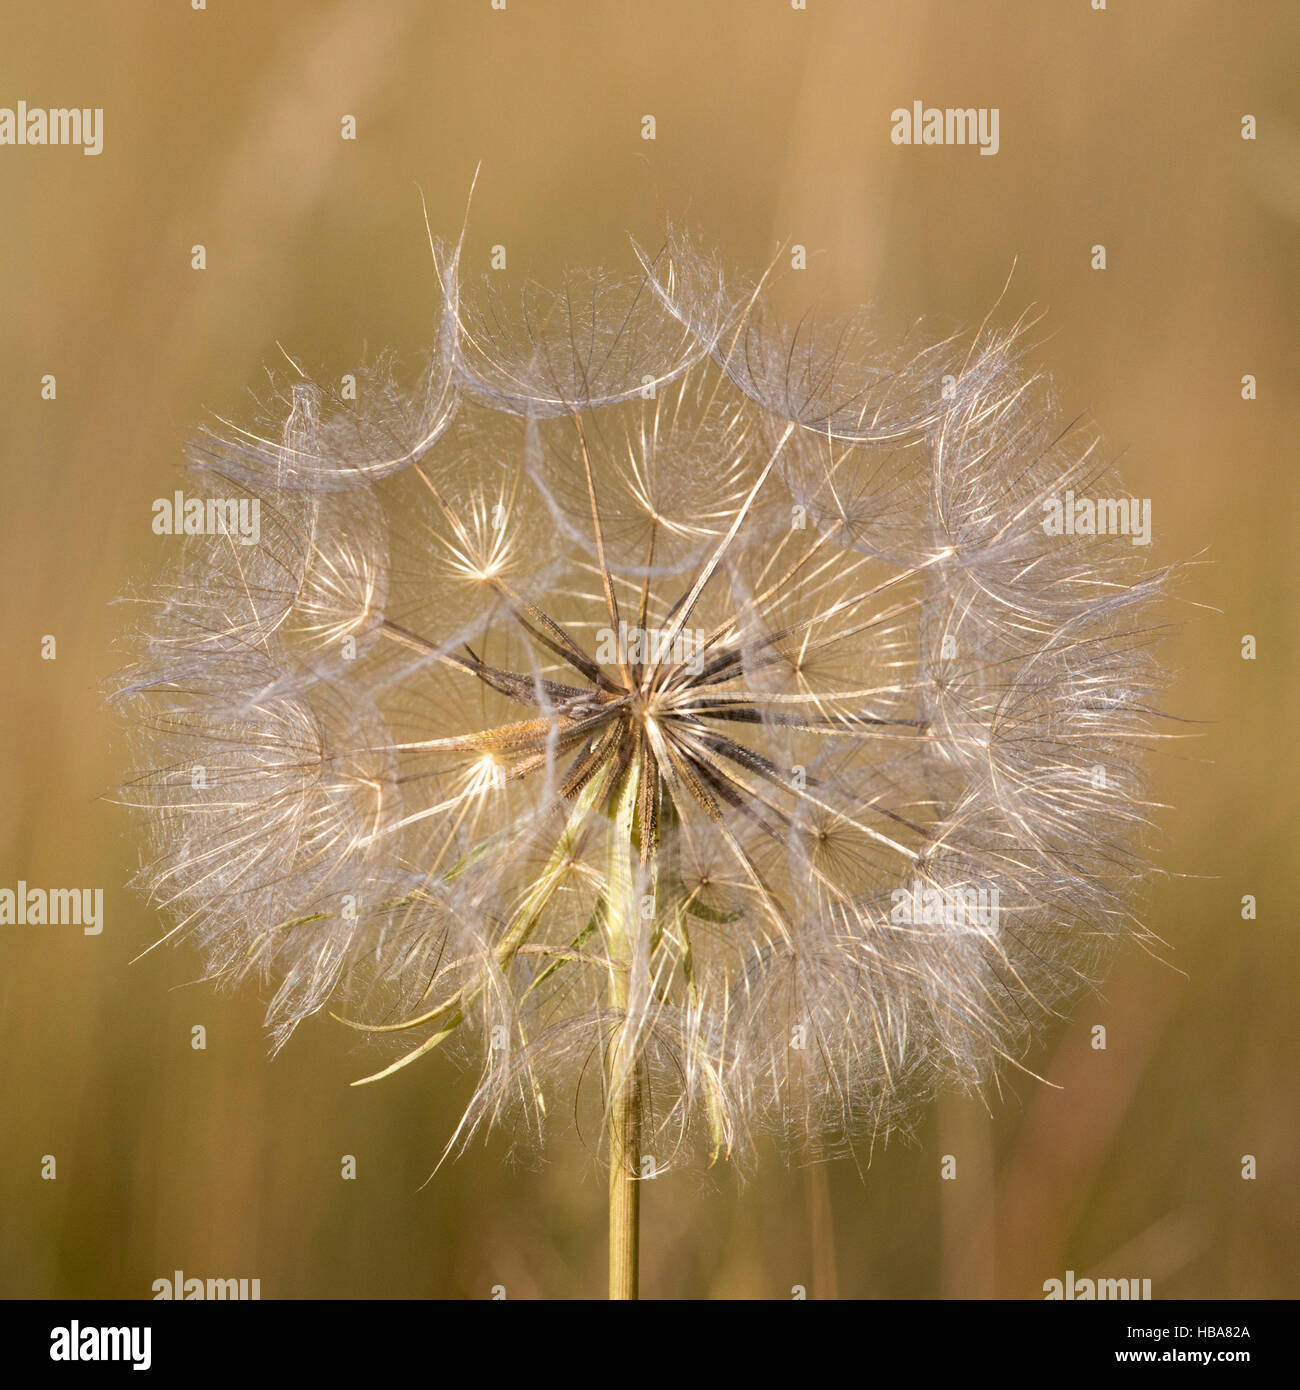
[607,1060,641,1299]
[805,1159,838,1300]
[605,756,644,1299]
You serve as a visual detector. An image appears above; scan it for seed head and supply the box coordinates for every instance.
[114,227,1172,1166]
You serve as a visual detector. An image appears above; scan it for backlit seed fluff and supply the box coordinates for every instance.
[114,227,1173,1166]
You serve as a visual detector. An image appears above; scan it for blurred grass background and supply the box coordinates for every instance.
[1,0,1297,1299]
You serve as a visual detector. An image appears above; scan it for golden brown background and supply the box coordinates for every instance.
[2,0,1296,1299]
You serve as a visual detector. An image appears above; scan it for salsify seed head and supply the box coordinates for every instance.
[114,227,1172,1166]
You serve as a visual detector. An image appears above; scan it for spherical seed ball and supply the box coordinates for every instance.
[114,229,1171,1164]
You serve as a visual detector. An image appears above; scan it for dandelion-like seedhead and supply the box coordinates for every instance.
[115,226,1171,1168]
